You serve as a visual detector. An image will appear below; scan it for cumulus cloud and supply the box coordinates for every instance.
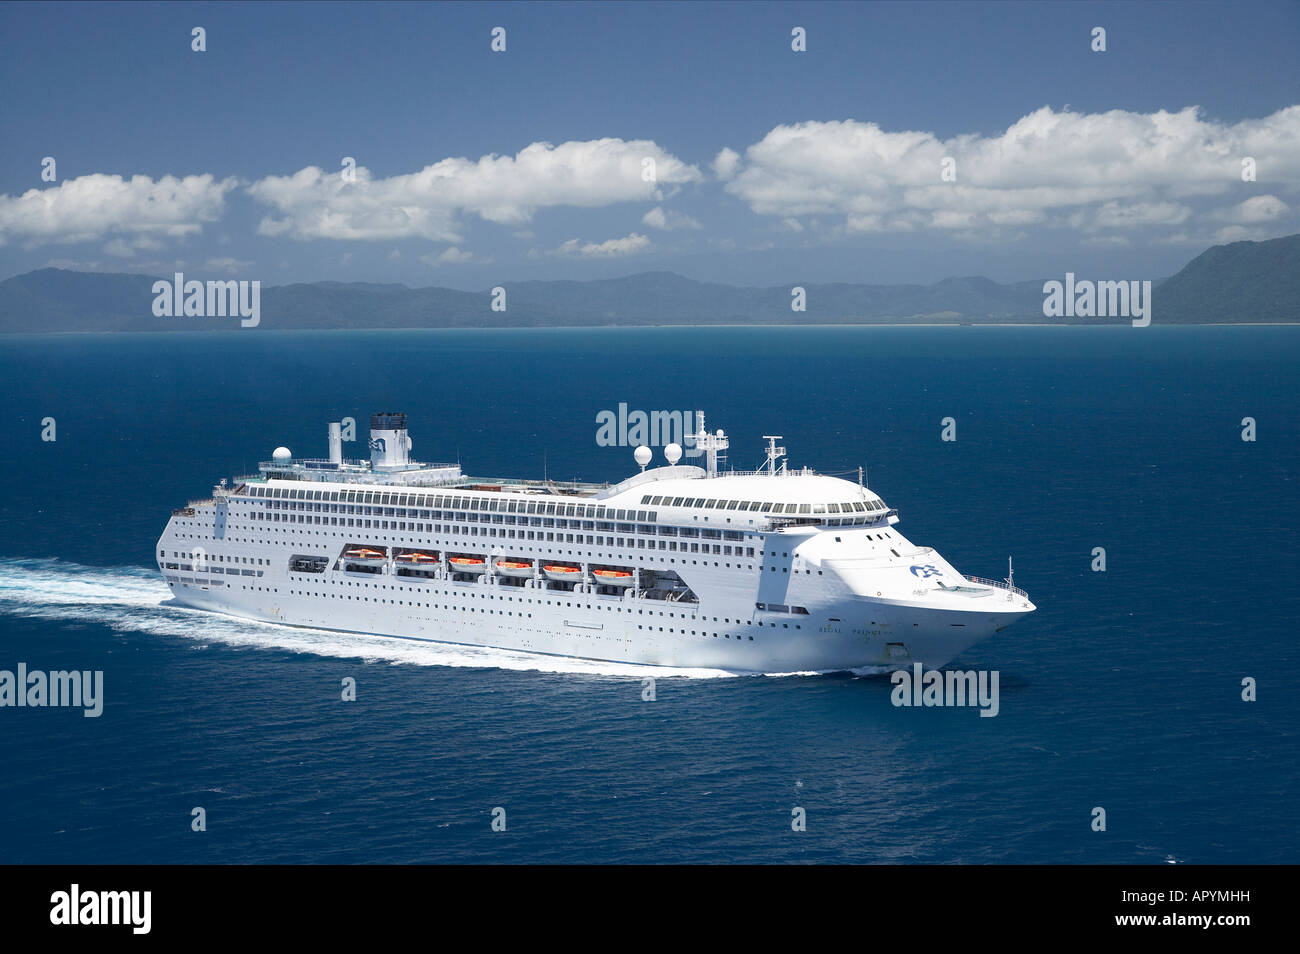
[719,106,1300,238]
[713,147,742,180]
[1211,194,1289,223]
[0,173,236,246]
[550,232,651,258]
[248,139,702,242]
[642,206,702,230]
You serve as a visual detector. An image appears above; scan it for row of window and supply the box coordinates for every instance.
[640,493,887,515]
[245,483,651,522]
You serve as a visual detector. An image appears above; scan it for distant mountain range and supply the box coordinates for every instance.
[2,233,1296,333]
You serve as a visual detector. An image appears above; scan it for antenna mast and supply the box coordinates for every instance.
[762,436,786,476]
[692,411,729,477]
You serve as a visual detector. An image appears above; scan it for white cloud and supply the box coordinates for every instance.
[248,139,702,242]
[1082,235,1132,248]
[551,232,651,258]
[1211,194,1289,223]
[420,246,490,266]
[103,235,164,257]
[0,173,236,246]
[720,106,1300,238]
[642,206,702,230]
[713,147,741,181]
[200,257,253,274]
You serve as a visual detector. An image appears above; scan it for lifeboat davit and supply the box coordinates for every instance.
[495,559,534,578]
[449,556,487,574]
[593,568,636,587]
[543,564,581,582]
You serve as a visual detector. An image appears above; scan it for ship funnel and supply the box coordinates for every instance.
[328,422,343,465]
[369,412,411,469]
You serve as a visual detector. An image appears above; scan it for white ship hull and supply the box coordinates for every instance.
[165,575,1027,671]
[156,413,1035,673]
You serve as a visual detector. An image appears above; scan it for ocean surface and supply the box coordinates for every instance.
[0,326,1296,864]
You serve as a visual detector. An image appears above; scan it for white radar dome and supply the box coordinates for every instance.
[634,445,652,470]
[272,446,292,461]
[664,442,683,465]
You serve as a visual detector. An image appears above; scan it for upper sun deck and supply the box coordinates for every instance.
[242,455,616,497]
[250,455,464,487]
[210,412,896,532]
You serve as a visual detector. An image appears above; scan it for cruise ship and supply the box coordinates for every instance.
[156,413,1035,671]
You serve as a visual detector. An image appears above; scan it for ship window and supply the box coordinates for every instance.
[724,500,739,510]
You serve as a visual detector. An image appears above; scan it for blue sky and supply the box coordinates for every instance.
[1,0,1297,288]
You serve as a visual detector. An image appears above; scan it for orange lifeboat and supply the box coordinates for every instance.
[543,564,581,582]
[593,568,636,587]
[495,559,534,578]
[449,556,487,574]
[395,551,438,564]
[344,547,385,561]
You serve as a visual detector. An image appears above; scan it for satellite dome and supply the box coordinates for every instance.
[272,446,292,461]
[664,442,683,465]
[634,445,652,470]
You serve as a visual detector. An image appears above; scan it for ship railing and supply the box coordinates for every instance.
[764,510,895,532]
[963,575,1029,599]
[471,476,611,494]
[257,458,461,471]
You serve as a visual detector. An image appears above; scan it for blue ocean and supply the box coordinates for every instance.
[1,326,1296,864]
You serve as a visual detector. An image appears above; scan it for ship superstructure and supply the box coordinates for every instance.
[156,413,1034,671]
